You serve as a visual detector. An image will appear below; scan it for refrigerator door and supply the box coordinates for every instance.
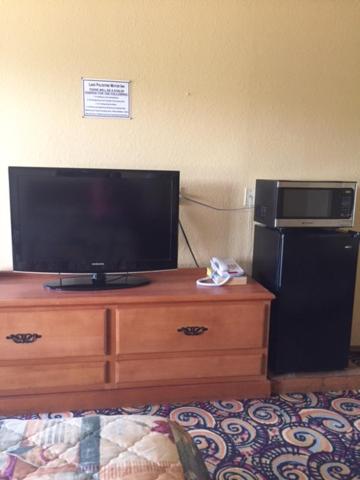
[252,225,284,293]
[269,230,359,374]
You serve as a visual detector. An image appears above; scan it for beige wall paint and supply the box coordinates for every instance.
[1,0,360,340]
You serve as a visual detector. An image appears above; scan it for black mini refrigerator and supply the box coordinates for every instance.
[252,225,360,374]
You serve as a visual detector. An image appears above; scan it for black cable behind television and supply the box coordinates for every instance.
[9,166,179,290]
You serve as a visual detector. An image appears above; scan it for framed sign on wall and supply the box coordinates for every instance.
[82,78,131,118]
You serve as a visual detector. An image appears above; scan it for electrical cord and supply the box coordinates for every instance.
[181,193,254,211]
[179,193,254,268]
[179,219,199,267]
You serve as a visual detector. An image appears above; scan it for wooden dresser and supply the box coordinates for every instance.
[0,268,274,415]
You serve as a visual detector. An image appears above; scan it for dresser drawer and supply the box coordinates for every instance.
[117,352,264,383]
[117,302,267,354]
[0,361,107,391]
[0,309,108,360]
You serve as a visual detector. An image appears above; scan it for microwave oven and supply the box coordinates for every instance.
[254,180,357,228]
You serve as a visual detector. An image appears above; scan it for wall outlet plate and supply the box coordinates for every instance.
[244,187,255,208]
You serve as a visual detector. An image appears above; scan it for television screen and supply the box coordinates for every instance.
[9,167,179,290]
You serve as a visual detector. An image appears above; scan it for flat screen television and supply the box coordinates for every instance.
[9,166,179,290]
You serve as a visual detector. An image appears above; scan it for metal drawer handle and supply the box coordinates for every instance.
[6,333,42,344]
[177,326,208,336]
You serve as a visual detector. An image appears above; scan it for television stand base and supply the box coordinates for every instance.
[44,273,150,291]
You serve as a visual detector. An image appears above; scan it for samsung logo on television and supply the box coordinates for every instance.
[91,262,105,266]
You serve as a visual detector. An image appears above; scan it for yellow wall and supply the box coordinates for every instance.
[1,1,360,340]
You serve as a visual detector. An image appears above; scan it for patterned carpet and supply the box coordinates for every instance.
[2,390,360,479]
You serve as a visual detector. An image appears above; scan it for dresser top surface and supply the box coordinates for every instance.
[0,268,274,307]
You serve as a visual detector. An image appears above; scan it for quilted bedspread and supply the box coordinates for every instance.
[0,414,207,479]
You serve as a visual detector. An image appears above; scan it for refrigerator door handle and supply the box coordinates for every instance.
[277,234,285,290]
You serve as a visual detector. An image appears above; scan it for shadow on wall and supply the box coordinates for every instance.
[353,190,360,232]
[177,181,254,271]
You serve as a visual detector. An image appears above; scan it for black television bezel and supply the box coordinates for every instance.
[9,166,180,277]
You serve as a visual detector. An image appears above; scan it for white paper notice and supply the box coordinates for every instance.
[82,79,130,118]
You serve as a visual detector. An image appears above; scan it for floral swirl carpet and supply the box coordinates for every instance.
[2,390,360,479]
